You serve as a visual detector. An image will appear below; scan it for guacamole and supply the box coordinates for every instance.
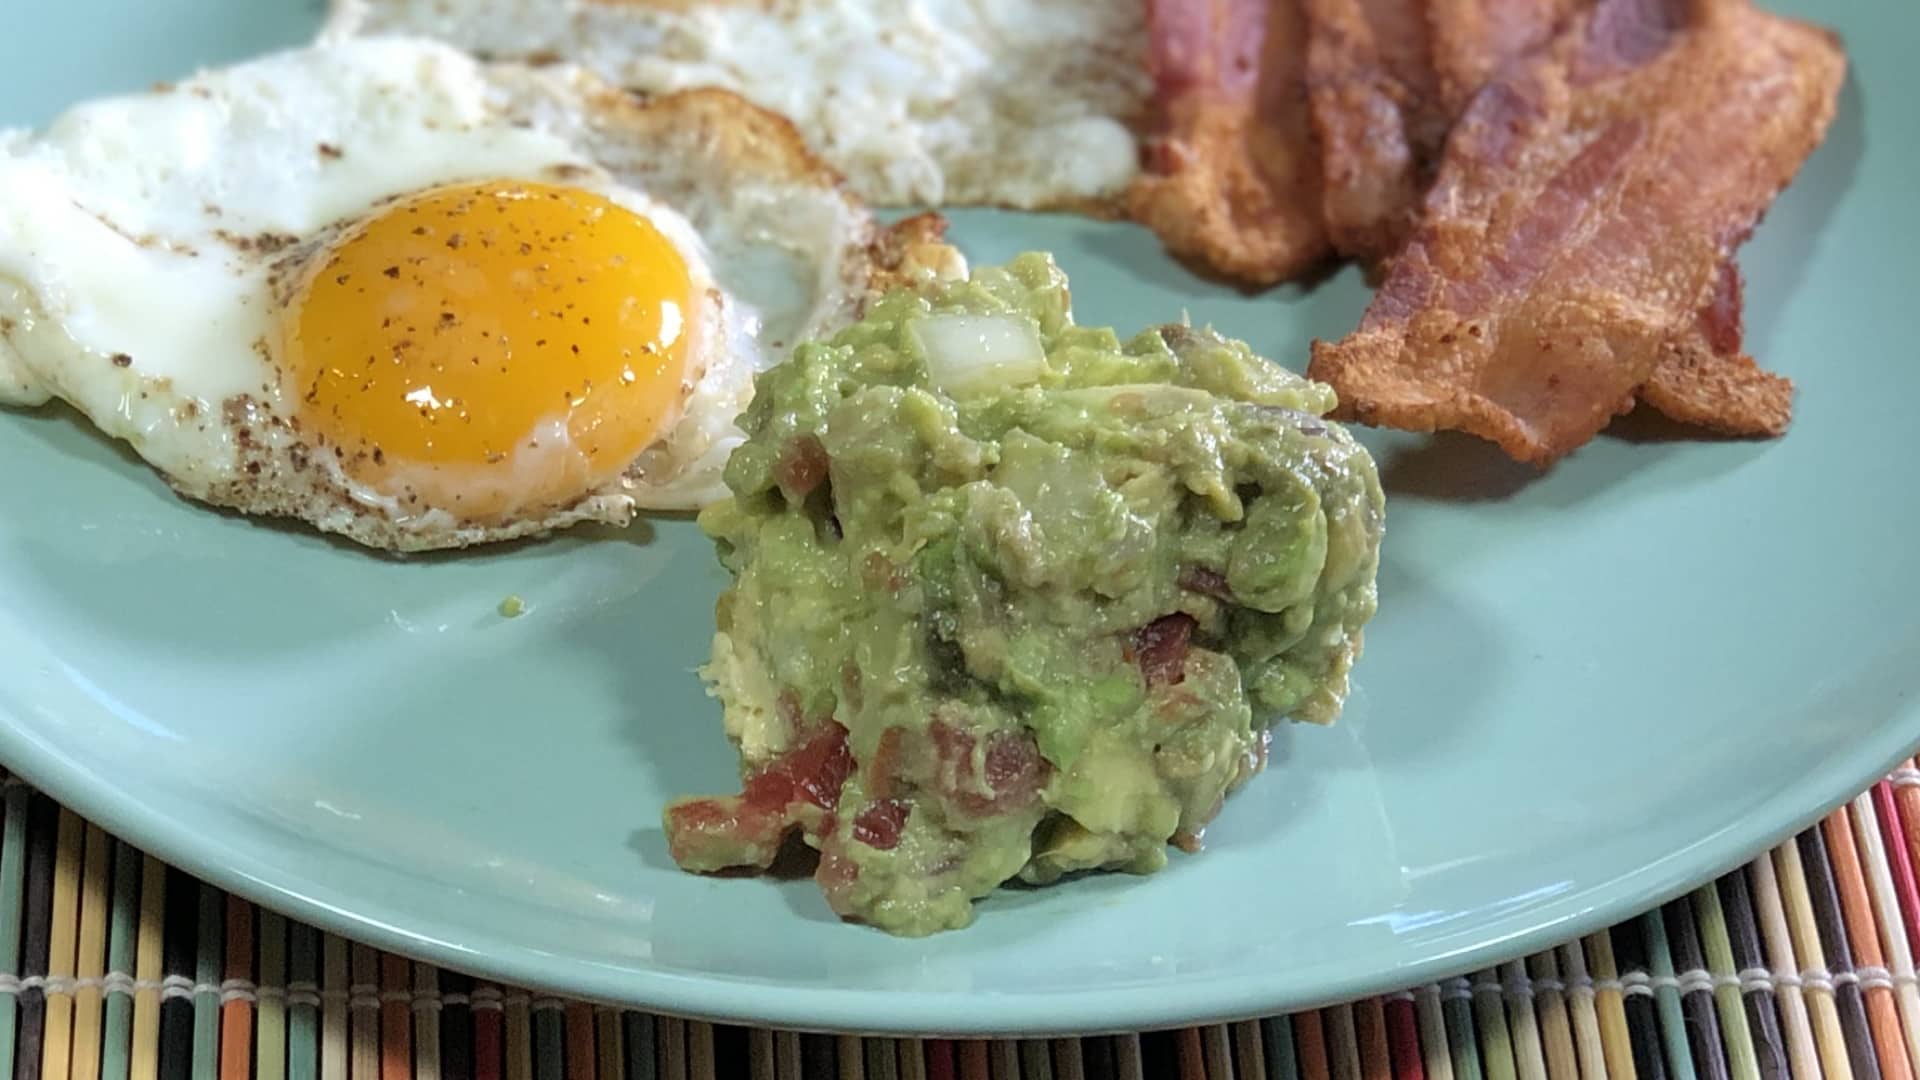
[664,254,1384,936]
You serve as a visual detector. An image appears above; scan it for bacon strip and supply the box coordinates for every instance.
[1435,1,1800,434]
[1427,0,1582,114]
[1306,0,1588,261]
[1128,0,1332,285]
[1644,262,1794,437]
[1306,0,1843,464]
[1303,0,1447,258]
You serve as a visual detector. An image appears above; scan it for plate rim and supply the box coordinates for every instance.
[3,0,1907,1032]
[2,711,1915,1036]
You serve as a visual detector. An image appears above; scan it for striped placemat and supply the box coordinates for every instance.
[7,767,1920,1080]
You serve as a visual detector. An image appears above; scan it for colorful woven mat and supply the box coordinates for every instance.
[6,767,1920,1080]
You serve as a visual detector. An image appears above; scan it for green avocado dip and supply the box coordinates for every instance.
[663,253,1385,936]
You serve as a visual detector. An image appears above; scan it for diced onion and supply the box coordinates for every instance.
[911,313,1047,396]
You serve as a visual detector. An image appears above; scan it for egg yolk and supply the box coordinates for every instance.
[285,180,695,522]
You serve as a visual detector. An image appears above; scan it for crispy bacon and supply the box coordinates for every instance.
[1643,261,1794,437]
[1128,0,1332,284]
[1303,0,1448,258]
[1691,259,1746,359]
[1427,0,1583,114]
[1306,0,1592,261]
[1305,0,1844,464]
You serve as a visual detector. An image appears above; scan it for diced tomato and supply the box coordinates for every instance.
[861,551,905,592]
[867,726,905,801]
[851,798,910,850]
[775,688,807,741]
[1177,565,1234,602]
[774,434,829,502]
[1132,613,1196,688]
[663,795,788,872]
[663,723,854,872]
[814,848,862,916]
[982,732,1042,795]
[929,719,1048,818]
[787,724,855,811]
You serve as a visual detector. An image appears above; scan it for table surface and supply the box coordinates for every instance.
[3,764,1918,1079]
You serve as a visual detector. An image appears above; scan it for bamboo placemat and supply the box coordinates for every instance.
[7,765,1920,1080]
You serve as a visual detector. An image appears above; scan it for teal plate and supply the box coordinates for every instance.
[1,0,1914,1038]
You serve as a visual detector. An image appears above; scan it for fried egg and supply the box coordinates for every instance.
[323,0,1152,211]
[0,37,963,551]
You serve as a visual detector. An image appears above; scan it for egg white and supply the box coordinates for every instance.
[0,37,904,551]
[325,0,1153,210]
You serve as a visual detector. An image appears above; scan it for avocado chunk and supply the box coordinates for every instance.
[664,253,1385,936]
